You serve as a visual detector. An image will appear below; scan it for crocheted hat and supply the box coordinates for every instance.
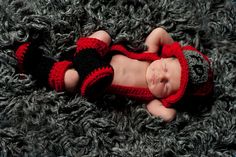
[160,42,213,108]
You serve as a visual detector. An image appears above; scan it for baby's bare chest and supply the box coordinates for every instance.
[110,55,149,87]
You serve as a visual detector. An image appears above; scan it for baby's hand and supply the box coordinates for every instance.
[144,27,174,53]
[146,99,176,122]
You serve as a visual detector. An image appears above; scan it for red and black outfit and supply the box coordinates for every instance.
[16,37,113,99]
[15,37,213,108]
[107,43,213,108]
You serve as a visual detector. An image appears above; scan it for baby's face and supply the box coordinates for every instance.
[146,58,181,98]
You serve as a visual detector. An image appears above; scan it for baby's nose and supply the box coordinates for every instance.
[159,73,168,83]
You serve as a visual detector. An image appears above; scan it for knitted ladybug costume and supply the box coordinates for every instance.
[107,42,213,108]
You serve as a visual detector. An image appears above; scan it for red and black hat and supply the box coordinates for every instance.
[160,42,213,107]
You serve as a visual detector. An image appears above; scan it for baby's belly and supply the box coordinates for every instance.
[110,54,149,87]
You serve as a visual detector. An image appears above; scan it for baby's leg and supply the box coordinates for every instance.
[16,42,73,92]
[15,30,112,95]
[144,27,174,53]
[72,30,114,98]
[146,99,176,122]
[64,30,112,93]
[64,69,79,93]
[88,30,111,46]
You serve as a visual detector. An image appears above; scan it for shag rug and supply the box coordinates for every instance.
[0,0,236,156]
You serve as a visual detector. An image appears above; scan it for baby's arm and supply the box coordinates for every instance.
[144,27,174,53]
[146,99,176,122]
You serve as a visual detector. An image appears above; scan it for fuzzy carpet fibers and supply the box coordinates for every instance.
[0,0,236,156]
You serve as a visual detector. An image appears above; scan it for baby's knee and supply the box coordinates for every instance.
[64,69,80,93]
[88,30,111,45]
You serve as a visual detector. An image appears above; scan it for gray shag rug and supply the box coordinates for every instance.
[0,0,236,156]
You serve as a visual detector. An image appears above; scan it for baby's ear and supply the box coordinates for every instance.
[161,42,182,58]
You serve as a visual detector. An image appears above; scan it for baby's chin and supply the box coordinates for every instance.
[149,86,174,99]
[148,86,164,99]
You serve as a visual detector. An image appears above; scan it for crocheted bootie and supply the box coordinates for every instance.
[15,42,72,91]
[16,42,42,74]
[73,37,114,98]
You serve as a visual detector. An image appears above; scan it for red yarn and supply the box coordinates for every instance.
[161,42,182,57]
[15,42,30,73]
[48,61,72,92]
[160,42,189,107]
[76,38,109,57]
[110,44,160,61]
[81,66,114,97]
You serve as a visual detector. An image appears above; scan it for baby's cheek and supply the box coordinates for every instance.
[147,84,154,93]
[149,85,161,98]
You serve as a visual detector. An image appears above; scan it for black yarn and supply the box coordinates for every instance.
[33,56,56,87]
[73,48,110,83]
[23,43,56,87]
[73,48,113,98]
